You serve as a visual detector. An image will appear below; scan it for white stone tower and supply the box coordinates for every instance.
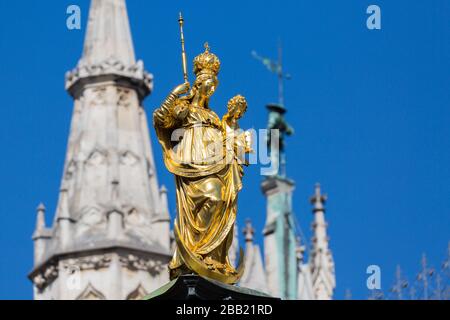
[29,0,171,300]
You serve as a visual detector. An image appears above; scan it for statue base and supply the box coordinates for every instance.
[144,274,279,300]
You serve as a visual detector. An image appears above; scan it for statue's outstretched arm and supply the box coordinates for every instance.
[153,92,178,129]
[153,83,190,129]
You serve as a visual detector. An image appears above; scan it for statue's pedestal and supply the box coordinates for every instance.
[144,274,279,300]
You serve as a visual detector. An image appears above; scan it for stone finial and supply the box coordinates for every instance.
[310,183,327,212]
[33,202,51,241]
[37,202,46,212]
[158,185,170,221]
[35,203,46,231]
[243,219,255,243]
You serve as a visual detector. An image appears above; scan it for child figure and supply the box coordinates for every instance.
[222,95,253,165]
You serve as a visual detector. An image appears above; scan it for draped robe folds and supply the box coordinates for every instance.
[153,95,244,284]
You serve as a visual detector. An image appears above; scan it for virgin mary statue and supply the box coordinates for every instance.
[153,44,250,284]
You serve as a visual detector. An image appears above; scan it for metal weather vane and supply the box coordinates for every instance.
[252,40,291,106]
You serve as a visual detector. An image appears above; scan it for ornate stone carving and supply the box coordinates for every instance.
[90,85,108,107]
[119,254,165,275]
[79,206,104,227]
[120,151,139,166]
[65,58,153,95]
[33,274,46,289]
[76,283,106,300]
[125,208,142,225]
[32,263,58,290]
[63,254,112,271]
[117,87,132,108]
[86,149,107,166]
[126,284,148,300]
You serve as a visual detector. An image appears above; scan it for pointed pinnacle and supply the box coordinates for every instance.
[37,203,46,212]
[310,183,327,210]
[35,202,46,231]
[243,218,255,242]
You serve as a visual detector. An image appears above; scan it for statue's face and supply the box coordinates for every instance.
[199,76,218,98]
[228,104,242,119]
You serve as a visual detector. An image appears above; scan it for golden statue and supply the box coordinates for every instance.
[153,37,251,284]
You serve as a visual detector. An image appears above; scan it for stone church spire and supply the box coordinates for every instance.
[309,183,335,300]
[30,0,171,300]
[81,0,136,67]
[65,0,152,100]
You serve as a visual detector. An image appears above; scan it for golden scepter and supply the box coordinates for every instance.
[178,12,188,83]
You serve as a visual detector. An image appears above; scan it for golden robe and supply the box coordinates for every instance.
[153,93,244,283]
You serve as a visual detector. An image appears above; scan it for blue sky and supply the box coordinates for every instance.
[0,0,449,299]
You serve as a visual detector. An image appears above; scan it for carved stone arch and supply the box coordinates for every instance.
[86,148,108,166]
[76,283,106,300]
[125,207,143,226]
[79,205,104,227]
[128,207,138,216]
[120,150,139,166]
[126,284,148,300]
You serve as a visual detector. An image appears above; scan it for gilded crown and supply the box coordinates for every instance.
[193,43,221,76]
